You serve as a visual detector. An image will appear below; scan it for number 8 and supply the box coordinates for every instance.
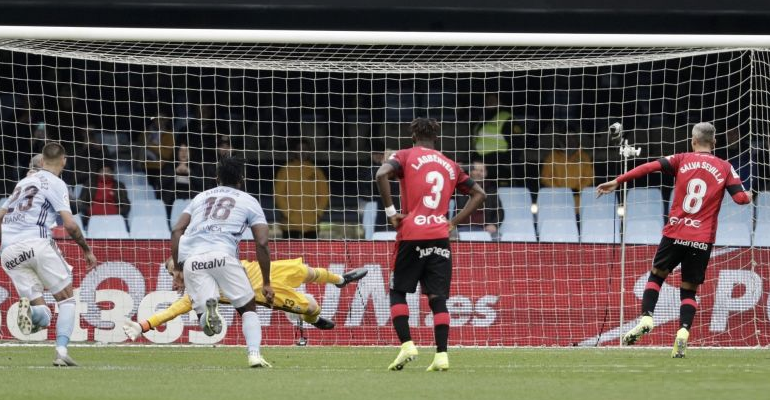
[682,178,707,214]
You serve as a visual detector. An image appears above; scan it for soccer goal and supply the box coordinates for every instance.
[0,27,768,347]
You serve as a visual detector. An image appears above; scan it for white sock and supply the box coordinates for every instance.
[241,311,262,355]
[30,305,52,327]
[55,298,76,354]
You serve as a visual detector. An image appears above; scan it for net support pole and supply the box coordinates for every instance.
[615,128,641,346]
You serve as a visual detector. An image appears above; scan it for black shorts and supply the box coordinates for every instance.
[652,236,713,284]
[391,239,452,297]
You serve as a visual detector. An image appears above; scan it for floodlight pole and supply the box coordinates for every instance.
[617,136,642,345]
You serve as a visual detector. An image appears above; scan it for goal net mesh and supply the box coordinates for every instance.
[0,38,767,347]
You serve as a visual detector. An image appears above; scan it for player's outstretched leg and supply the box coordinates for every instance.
[622,315,654,346]
[201,298,223,336]
[388,290,418,371]
[53,297,78,367]
[335,268,369,288]
[622,271,665,345]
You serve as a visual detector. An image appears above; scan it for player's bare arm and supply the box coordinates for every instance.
[375,162,405,228]
[170,212,191,291]
[252,222,274,305]
[450,182,486,231]
[60,210,97,270]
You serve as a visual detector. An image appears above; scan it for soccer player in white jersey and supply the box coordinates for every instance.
[0,143,98,367]
[171,157,275,368]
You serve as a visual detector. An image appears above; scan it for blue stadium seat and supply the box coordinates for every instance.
[537,187,575,221]
[371,231,397,241]
[624,188,664,244]
[717,192,753,229]
[498,187,537,242]
[170,199,192,228]
[362,201,377,240]
[458,231,493,241]
[71,184,84,200]
[126,183,156,203]
[536,188,579,243]
[539,219,580,243]
[580,187,620,243]
[754,192,770,247]
[714,192,753,247]
[714,222,752,247]
[129,217,170,239]
[87,215,129,239]
[130,199,167,219]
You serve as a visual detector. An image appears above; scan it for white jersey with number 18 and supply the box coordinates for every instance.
[178,186,267,262]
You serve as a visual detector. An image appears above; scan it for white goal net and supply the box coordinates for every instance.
[0,32,767,347]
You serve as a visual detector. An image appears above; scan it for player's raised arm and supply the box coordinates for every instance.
[597,159,667,197]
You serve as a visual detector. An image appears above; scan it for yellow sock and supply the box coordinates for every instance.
[147,295,194,329]
[301,308,321,324]
[311,268,343,285]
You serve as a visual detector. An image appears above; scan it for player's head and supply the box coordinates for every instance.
[216,156,246,189]
[41,142,67,172]
[410,117,440,145]
[27,154,43,177]
[691,122,717,151]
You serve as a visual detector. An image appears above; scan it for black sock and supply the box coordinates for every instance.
[680,288,698,330]
[390,290,411,343]
[429,297,450,353]
[641,273,666,316]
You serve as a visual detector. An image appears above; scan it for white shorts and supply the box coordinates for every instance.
[1,238,73,300]
[183,251,253,313]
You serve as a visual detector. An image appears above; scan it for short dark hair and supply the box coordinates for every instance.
[42,142,66,162]
[410,118,440,141]
[216,157,246,187]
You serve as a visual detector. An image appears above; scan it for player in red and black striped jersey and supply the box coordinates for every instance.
[597,122,752,357]
[376,117,486,371]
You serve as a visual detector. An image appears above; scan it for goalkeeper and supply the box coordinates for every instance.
[123,257,367,340]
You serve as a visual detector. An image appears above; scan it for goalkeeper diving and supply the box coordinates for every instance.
[123,257,367,340]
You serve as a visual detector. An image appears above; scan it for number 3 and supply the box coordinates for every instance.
[682,178,707,214]
[423,171,445,209]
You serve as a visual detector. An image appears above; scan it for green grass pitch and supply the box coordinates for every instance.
[0,346,768,400]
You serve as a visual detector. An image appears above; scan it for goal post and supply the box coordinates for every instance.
[0,27,767,347]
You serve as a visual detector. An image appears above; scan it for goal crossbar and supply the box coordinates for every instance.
[3,26,770,47]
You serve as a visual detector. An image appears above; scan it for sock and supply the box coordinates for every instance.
[390,290,411,343]
[241,311,262,355]
[301,308,321,324]
[311,267,343,285]
[55,298,76,355]
[680,289,698,330]
[30,305,52,327]
[429,297,450,353]
[641,273,666,316]
[148,295,194,329]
